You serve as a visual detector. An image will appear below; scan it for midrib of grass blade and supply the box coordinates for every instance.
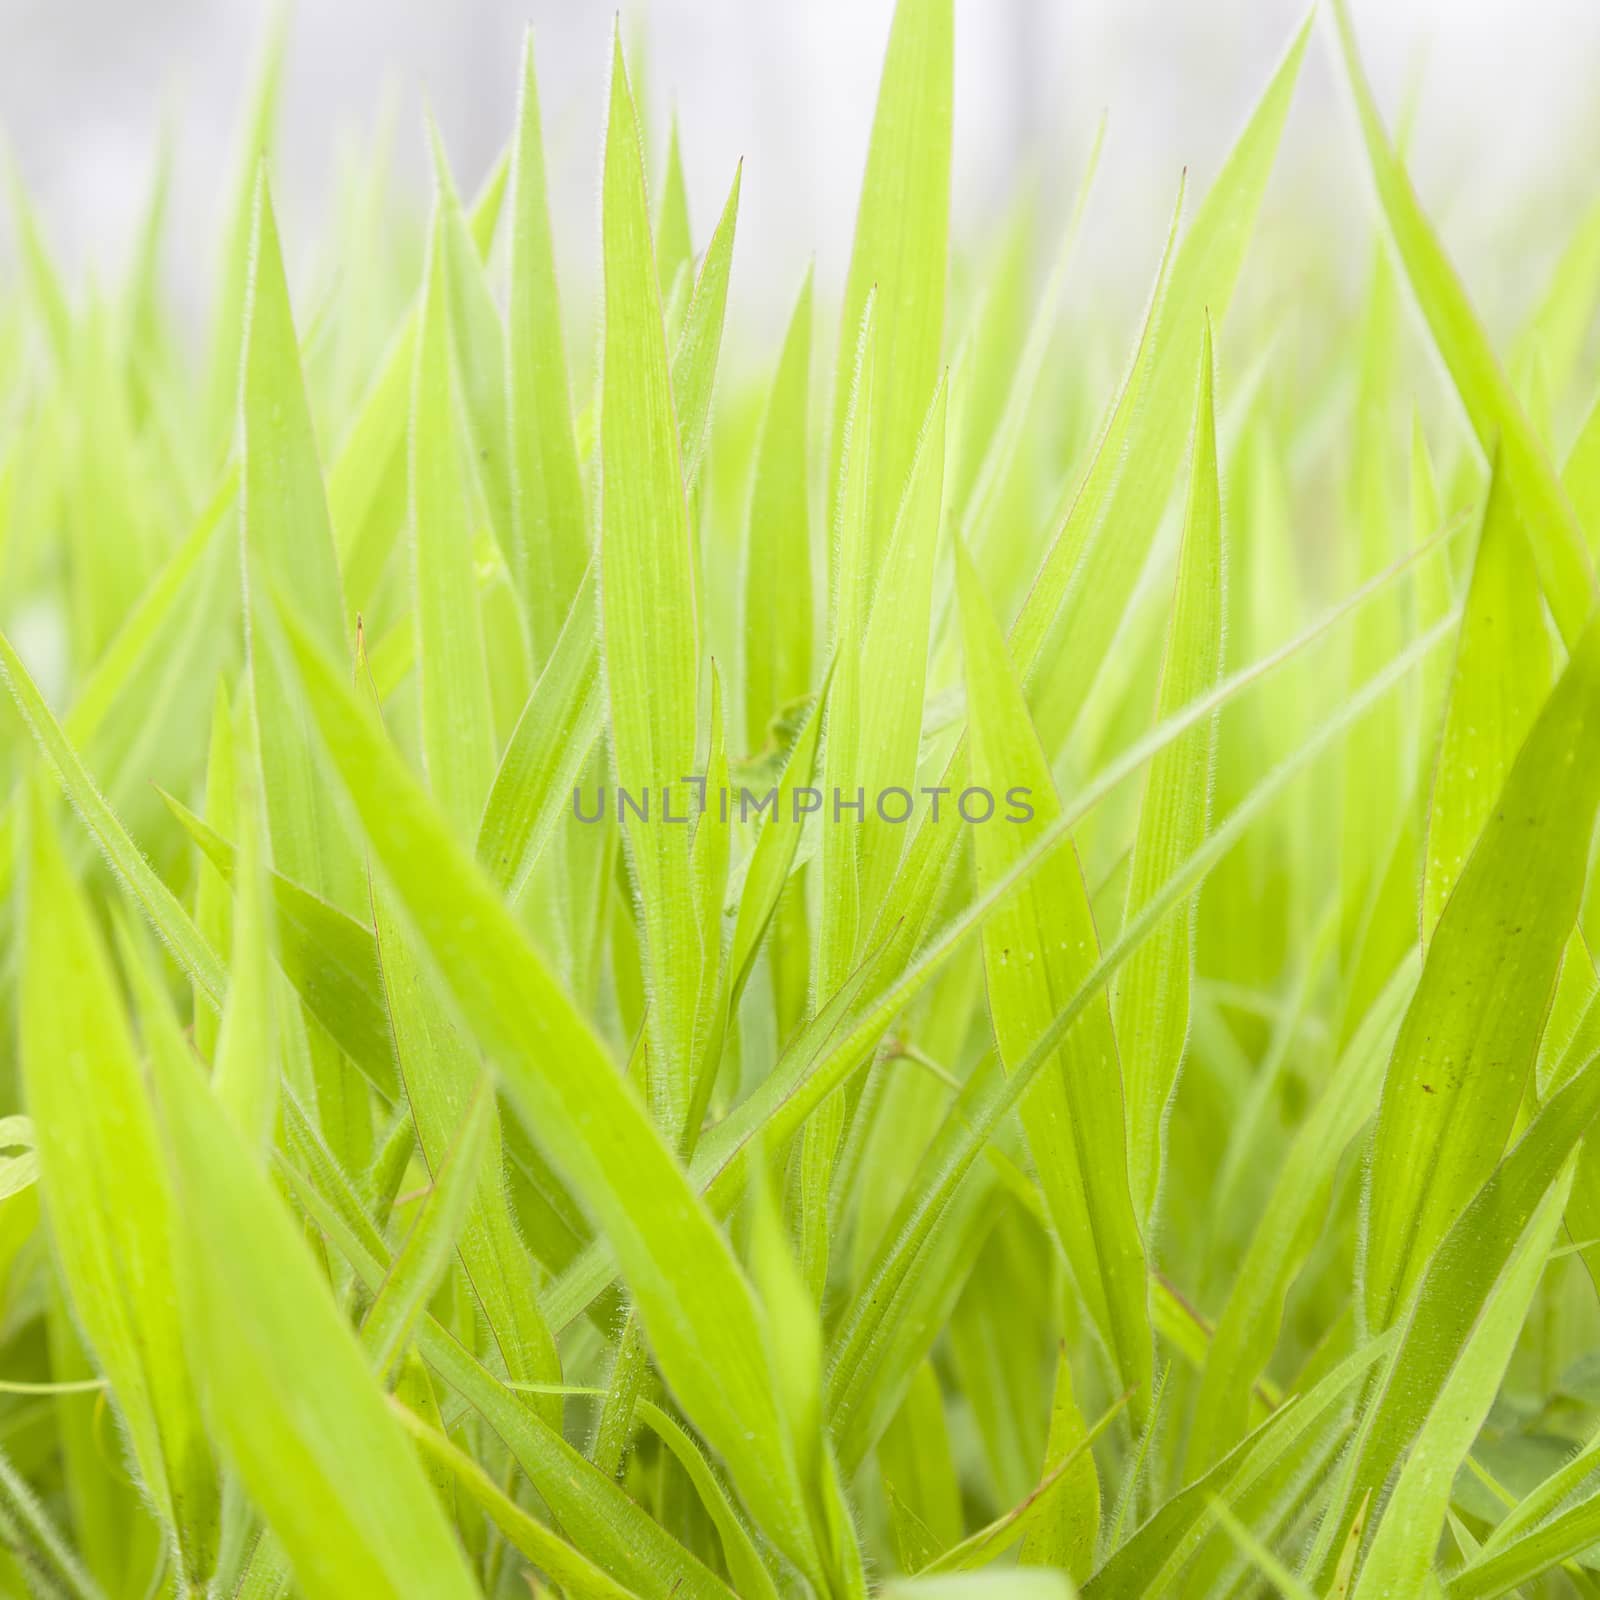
[1421,450,1552,940]
[274,594,829,1589]
[830,0,951,570]
[139,985,480,1600]
[684,668,735,1134]
[21,798,219,1592]
[1113,319,1225,1229]
[508,29,589,665]
[742,270,814,752]
[1331,0,1597,645]
[1362,608,1600,1332]
[241,172,373,1167]
[956,540,1152,1428]
[276,1086,739,1600]
[412,208,496,841]
[601,32,703,1148]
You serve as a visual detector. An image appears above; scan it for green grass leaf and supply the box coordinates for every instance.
[600,30,703,1147]
[140,978,480,1600]
[412,206,496,840]
[507,29,589,662]
[742,271,814,753]
[1350,1176,1570,1598]
[241,171,371,1164]
[671,163,741,495]
[1331,0,1596,645]
[1113,318,1225,1227]
[20,797,220,1590]
[830,0,952,567]
[1421,452,1553,940]
[1363,609,1600,1330]
[956,539,1152,1426]
[271,590,829,1588]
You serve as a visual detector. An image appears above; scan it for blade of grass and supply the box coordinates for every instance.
[275,1095,739,1600]
[1330,0,1596,644]
[272,590,827,1588]
[672,163,741,495]
[830,0,952,568]
[1421,451,1552,941]
[956,538,1152,1426]
[412,205,496,841]
[1114,317,1225,1228]
[1363,608,1600,1330]
[241,171,371,1164]
[742,271,814,753]
[139,984,479,1600]
[600,30,703,1147]
[390,1405,640,1600]
[20,795,220,1592]
[1350,1177,1570,1598]
[507,28,589,663]
[358,1084,491,1378]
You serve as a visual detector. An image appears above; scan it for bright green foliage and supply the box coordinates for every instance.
[957,541,1152,1427]
[599,33,703,1148]
[507,30,589,664]
[6,3,1600,1596]
[20,799,220,1592]
[1113,320,1224,1227]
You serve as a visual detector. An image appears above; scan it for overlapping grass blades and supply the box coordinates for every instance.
[3,2,1600,1595]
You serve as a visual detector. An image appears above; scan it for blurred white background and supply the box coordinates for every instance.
[5,0,1599,345]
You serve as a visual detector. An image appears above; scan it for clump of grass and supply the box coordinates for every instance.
[2,2,1600,1595]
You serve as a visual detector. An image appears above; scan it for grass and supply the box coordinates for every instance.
[1,1,1600,1594]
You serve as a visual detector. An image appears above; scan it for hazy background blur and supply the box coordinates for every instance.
[5,0,1600,353]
